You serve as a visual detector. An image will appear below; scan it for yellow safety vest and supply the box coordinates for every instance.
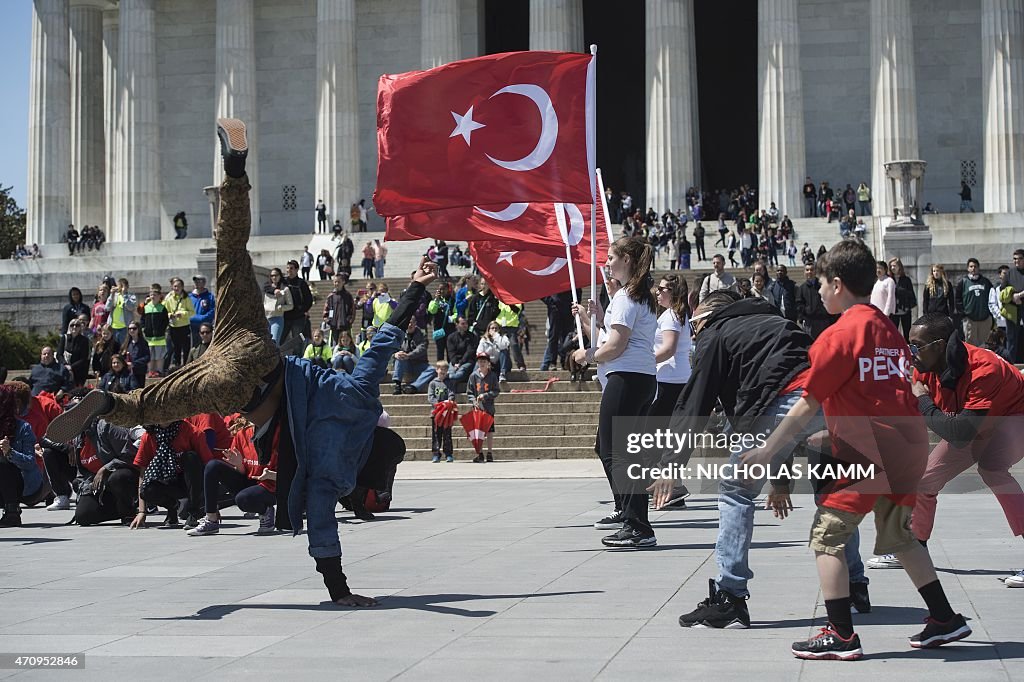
[372,298,393,327]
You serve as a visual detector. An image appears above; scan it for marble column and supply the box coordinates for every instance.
[757,0,807,217]
[983,0,1024,212]
[117,0,161,242]
[70,0,106,231]
[529,0,583,52]
[315,0,361,232]
[870,0,919,225]
[215,0,259,232]
[102,8,118,236]
[26,0,71,247]
[645,0,698,215]
[421,0,460,68]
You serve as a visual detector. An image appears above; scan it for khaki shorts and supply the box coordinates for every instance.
[809,497,918,557]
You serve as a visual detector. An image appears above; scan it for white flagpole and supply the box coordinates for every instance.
[555,203,585,350]
[587,44,598,346]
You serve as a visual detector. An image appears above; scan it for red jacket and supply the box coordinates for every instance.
[134,421,215,468]
[231,424,279,493]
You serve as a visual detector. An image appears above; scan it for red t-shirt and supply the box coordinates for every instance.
[78,439,103,475]
[231,425,279,493]
[780,368,811,396]
[186,413,233,452]
[134,421,215,468]
[913,344,1024,417]
[804,304,929,513]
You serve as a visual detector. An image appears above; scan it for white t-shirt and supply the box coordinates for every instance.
[604,288,657,376]
[655,309,691,384]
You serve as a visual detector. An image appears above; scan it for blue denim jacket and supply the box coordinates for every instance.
[5,420,41,498]
[283,321,403,558]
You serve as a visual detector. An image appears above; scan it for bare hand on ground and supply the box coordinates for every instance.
[335,593,378,607]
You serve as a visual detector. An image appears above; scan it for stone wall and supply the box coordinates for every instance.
[798,0,984,216]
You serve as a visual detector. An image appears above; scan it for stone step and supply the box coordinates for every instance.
[401,445,598,461]
[400,433,587,449]
[383,378,601,393]
[386,412,598,427]
[383,400,600,417]
[387,422,596,438]
[380,390,601,406]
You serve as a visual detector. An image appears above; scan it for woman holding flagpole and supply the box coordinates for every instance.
[575,236,658,548]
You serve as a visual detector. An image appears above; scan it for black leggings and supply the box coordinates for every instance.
[0,461,25,505]
[140,451,204,517]
[42,447,77,497]
[203,459,274,514]
[76,468,139,525]
[889,312,911,341]
[167,326,192,369]
[598,371,657,533]
[648,381,685,419]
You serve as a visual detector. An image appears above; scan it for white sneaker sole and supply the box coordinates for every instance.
[909,623,972,648]
[792,647,863,661]
[690,620,750,629]
[594,521,624,530]
[866,560,902,569]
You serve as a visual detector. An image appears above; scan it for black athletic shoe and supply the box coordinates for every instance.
[353,507,375,522]
[850,581,871,614]
[678,579,750,629]
[43,390,113,445]
[601,524,656,548]
[161,510,180,528]
[909,614,971,649]
[392,383,403,395]
[216,117,248,177]
[791,624,864,661]
[594,509,625,530]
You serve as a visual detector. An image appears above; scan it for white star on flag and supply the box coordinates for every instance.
[496,251,516,265]
[449,106,486,145]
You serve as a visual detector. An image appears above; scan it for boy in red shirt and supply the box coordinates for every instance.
[744,240,969,660]
[904,312,1024,587]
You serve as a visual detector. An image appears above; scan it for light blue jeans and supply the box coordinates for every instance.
[332,352,355,373]
[267,316,284,344]
[715,389,867,598]
[392,358,437,391]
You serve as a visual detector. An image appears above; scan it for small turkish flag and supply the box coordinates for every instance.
[374,51,593,217]
[468,202,611,304]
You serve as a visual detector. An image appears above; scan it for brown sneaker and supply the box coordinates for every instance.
[43,390,113,445]
[216,118,248,177]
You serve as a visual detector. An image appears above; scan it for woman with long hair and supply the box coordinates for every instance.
[870,260,896,316]
[574,237,659,548]
[57,318,91,387]
[648,274,692,418]
[332,329,359,373]
[477,321,511,381]
[923,264,955,316]
[0,386,42,527]
[91,284,110,336]
[124,322,151,387]
[263,268,293,344]
[888,258,916,341]
[99,354,138,394]
[91,324,120,377]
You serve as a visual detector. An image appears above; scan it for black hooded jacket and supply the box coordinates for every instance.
[660,297,811,465]
[915,331,988,447]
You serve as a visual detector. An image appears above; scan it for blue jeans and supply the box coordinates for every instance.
[392,358,436,391]
[449,361,473,383]
[332,352,356,373]
[267,316,284,344]
[112,327,127,345]
[715,389,866,598]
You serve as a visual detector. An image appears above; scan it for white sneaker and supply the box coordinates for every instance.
[1005,569,1024,588]
[47,495,71,511]
[866,554,902,569]
[186,517,220,536]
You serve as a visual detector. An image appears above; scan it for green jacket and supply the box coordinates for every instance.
[1000,286,1019,323]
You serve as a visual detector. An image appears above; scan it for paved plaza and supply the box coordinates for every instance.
[0,464,1022,681]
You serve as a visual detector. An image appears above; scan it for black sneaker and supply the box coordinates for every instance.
[601,524,656,548]
[679,579,750,629]
[401,385,417,395]
[908,613,971,649]
[161,510,180,528]
[183,515,200,531]
[594,509,625,530]
[472,454,485,463]
[43,390,113,445]
[850,581,871,614]
[791,624,863,661]
[392,383,403,395]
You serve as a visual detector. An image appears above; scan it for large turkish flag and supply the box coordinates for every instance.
[388,202,588,255]
[374,51,594,217]
[468,203,611,304]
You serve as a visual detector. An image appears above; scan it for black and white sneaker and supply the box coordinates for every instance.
[791,624,863,661]
[601,524,656,548]
[594,509,625,530]
[908,614,971,649]
[43,390,113,445]
[850,581,871,614]
[679,579,750,629]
